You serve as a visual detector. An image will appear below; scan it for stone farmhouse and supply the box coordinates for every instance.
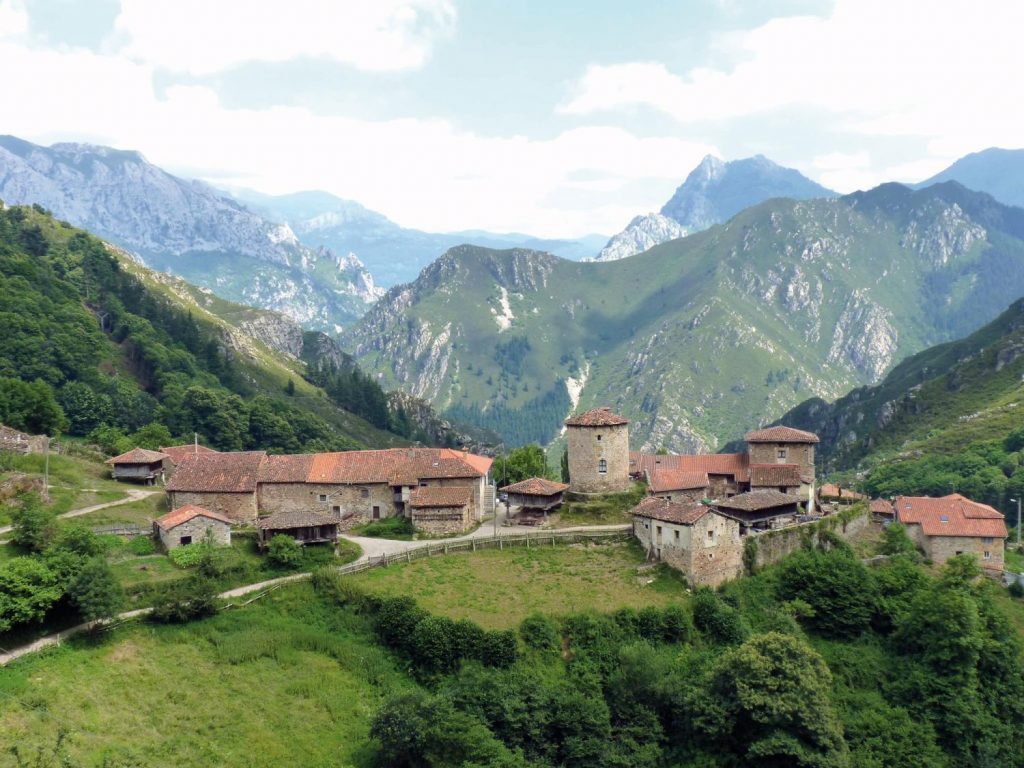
[165,447,493,535]
[160,443,219,476]
[153,504,232,551]
[894,494,1008,570]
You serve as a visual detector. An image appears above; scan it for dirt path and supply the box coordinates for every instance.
[0,488,159,538]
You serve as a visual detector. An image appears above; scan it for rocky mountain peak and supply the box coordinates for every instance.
[590,213,688,262]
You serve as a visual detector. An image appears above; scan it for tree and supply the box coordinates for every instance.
[266,534,303,569]
[777,549,875,638]
[692,587,749,644]
[0,377,67,435]
[57,381,113,435]
[0,557,61,632]
[130,422,173,451]
[9,493,55,553]
[68,557,124,624]
[494,444,550,486]
[285,378,295,396]
[560,446,569,483]
[879,523,917,557]
[692,632,850,767]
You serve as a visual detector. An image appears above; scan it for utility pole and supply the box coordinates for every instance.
[1012,498,1022,549]
[43,436,50,501]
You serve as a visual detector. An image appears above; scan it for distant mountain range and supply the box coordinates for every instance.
[230,187,606,286]
[346,182,1024,453]
[914,147,1024,209]
[592,154,835,262]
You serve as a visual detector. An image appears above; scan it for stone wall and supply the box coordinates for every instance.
[416,476,484,520]
[748,442,815,482]
[168,491,257,525]
[654,488,706,503]
[411,505,472,535]
[156,516,231,551]
[567,423,630,494]
[257,482,398,521]
[633,512,744,587]
[750,506,871,570]
[921,532,1005,571]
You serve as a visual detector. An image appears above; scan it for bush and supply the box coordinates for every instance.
[1009,579,1024,599]
[9,492,55,553]
[149,576,218,623]
[266,534,303,569]
[520,613,560,651]
[777,549,876,638]
[880,523,918,557]
[127,535,156,556]
[692,587,749,645]
[67,556,124,624]
[168,542,214,568]
[354,516,415,539]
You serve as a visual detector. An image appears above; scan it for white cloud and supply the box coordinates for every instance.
[0,38,714,236]
[0,0,27,38]
[111,0,456,74]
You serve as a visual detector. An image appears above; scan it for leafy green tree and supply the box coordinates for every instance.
[68,556,124,624]
[9,493,55,553]
[520,613,559,652]
[266,534,303,569]
[560,446,569,483]
[0,377,67,435]
[692,587,749,644]
[0,557,62,631]
[879,523,917,557]
[57,381,113,435]
[777,549,875,638]
[47,524,104,558]
[149,575,218,623]
[494,444,550,486]
[130,421,173,451]
[692,632,850,767]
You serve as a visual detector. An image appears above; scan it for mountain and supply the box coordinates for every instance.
[345,182,1024,453]
[591,214,688,262]
[915,147,1024,208]
[231,187,607,286]
[0,136,381,332]
[592,154,834,262]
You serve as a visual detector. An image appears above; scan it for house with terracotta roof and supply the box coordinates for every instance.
[106,448,170,485]
[166,451,267,523]
[646,468,710,503]
[631,497,743,587]
[501,477,570,524]
[870,498,895,519]
[153,504,232,550]
[819,483,867,504]
[408,486,475,535]
[160,443,219,475]
[894,494,1008,569]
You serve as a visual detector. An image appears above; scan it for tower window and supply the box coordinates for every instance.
[597,434,602,441]
[776,448,787,460]
[598,459,607,474]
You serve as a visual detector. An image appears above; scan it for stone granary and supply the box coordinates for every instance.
[106,447,169,485]
[714,489,802,530]
[501,477,570,524]
[631,497,743,587]
[565,407,631,494]
[894,494,1007,570]
[257,509,340,549]
[408,486,474,535]
[153,504,232,551]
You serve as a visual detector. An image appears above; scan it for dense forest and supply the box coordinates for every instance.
[0,204,405,454]
[447,382,571,447]
[316,535,1024,768]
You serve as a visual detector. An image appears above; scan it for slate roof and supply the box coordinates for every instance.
[409,486,473,508]
[744,426,820,444]
[870,498,895,516]
[256,509,340,530]
[646,468,709,493]
[895,494,1007,539]
[564,407,629,427]
[631,496,710,525]
[500,477,570,496]
[160,444,218,466]
[750,464,803,487]
[630,451,751,482]
[105,447,169,465]
[715,489,799,512]
[819,483,867,500]
[165,452,266,493]
[258,454,316,483]
[154,504,232,531]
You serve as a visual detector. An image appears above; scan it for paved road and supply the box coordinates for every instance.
[0,488,160,538]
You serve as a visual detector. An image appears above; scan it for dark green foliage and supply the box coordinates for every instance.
[692,587,749,644]
[743,535,759,575]
[353,515,415,539]
[560,446,569,483]
[492,336,531,377]
[879,522,918,557]
[446,382,571,447]
[492,444,550,486]
[266,534,303,569]
[9,492,55,553]
[127,535,156,556]
[148,575,218,623]
[47,525,104,558]
[0,556,62,632]
[519,612,559,651]
[777,549,875,638]
[67,557,124,624]
[0,378,67,435]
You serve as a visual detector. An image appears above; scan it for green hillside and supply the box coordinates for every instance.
[346,182,1024,452]
[0,203,406,452]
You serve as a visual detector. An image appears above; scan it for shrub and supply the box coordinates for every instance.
[149,576,218,623]
[880,523,918,557]
[777,549,875,638]
[520,613,560,651]
[1009,579,1024,599]
[355,516,415,539]
[67,556,124,624]
[692,587,749,645]
[0,556,62,632]
[48,524,105,558]
[375,595,429,651]
[266,534,303,569]
[127,535,156,556]
[168,542,213,568]
[658,603,693,643]
[9,492,55,553]
[477,629,519,667]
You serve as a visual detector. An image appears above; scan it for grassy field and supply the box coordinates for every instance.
[1004,545,1024,573]
[349,540,686,629]
[0,451,130,525]
[0,584,417,768]
[76,492,168,527]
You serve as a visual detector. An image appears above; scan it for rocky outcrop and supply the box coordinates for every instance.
[591,213,688,262]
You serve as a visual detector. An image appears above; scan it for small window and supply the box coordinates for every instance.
[598,459,608,475]
[940,515,949,523]
[179,535,192,546]
[596,434,602,442]
[332,505,341,515]
[707,529,714,540]
[360,488,369,498]
[674,530,680,542]
[982,537,993,544]
[955,550,963,556]
[707,553,714,560]
[419,481,428,487]
[318,494,328,502]
[777,448,787,460]
[984,550,992,559]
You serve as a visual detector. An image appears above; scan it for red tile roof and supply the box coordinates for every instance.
[165,452,266,493]
[630,451,750,482]
[715,489,799,512]
[500,477,569,496]
[154,504,232,530]
[819,483,867,500]
[744,426,820,444]
[307,448,485,486]
[409,486,473,508]
[895,494,1007,539]
[750,464,803,488]
[258,454,316,483]
[870,498,895,516]
[646,468,709,493]
[631,496,711,525]
[441,449,493,475]
[564,407,629,427]
[105,447,169,465]
[160,444,218,466]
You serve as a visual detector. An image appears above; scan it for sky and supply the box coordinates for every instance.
[0,0,1022,237]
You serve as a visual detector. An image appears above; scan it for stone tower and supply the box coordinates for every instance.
[743,425,820,491]
[565,407,631,494]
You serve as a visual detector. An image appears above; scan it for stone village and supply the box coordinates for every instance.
[103,406,1009,588]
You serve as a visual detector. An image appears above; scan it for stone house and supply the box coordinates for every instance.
[153,504,232,550]
[870,498,895,519]
[894,493,1007,570]
[565,407,631,494]
[714,490,802,529]
[106,447,169,485]
[744,426,818,495]
[646,468,709,502]
[165,451,266,524]
[749,463,803,495]
[631,497,744,587]
[408,486,474,535]
[257,509,340,549]
[160,443,219,477]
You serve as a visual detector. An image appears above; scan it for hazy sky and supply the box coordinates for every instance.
[1,0,1022,236]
